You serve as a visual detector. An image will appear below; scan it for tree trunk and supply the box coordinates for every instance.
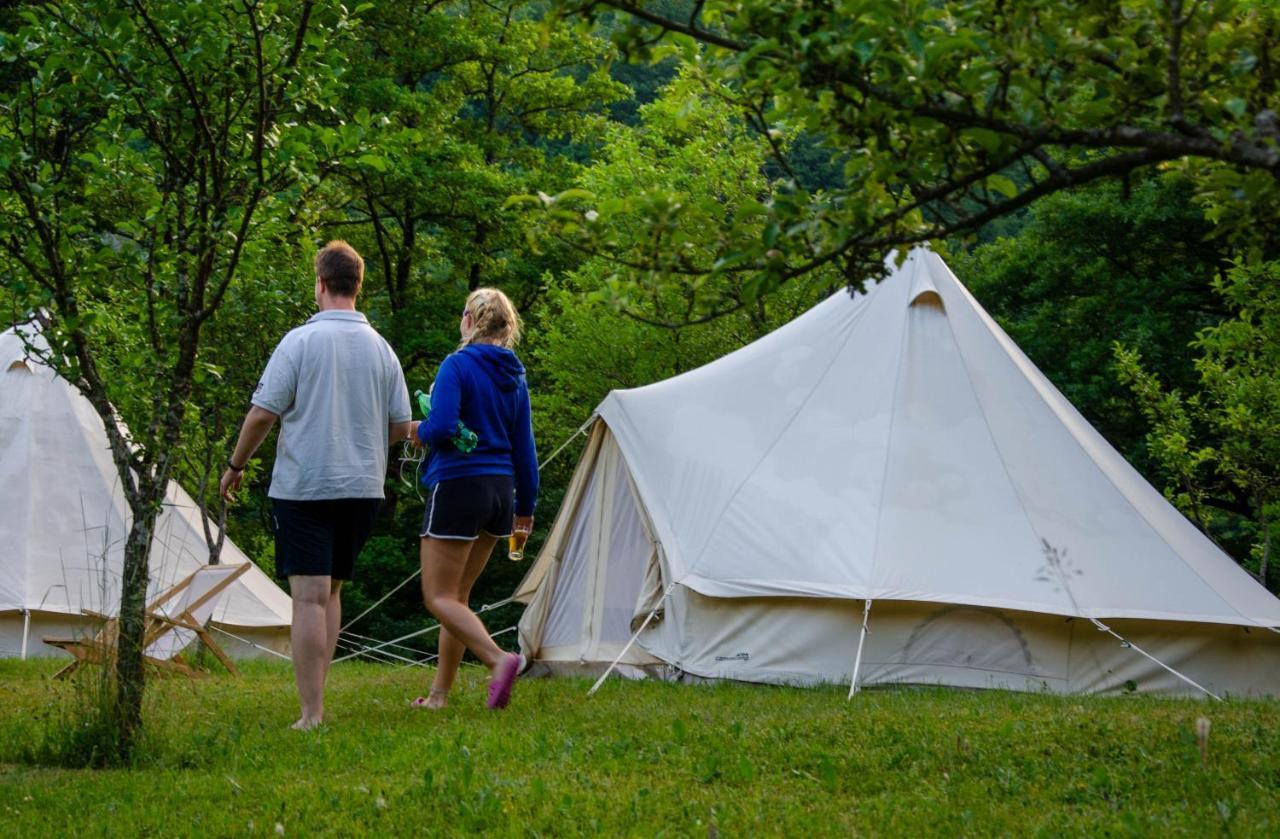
[195,439,228,565]
[114,491,162,754]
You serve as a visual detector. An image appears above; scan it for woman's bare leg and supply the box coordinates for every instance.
[421,535,505,676]
[426,535,497,706]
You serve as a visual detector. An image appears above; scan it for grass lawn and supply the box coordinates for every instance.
[1,658,1278,836]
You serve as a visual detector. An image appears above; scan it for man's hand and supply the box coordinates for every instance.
[220,467,244,501]
[222,405,278,502]
[407,420,422,447]
[513,514,534,534]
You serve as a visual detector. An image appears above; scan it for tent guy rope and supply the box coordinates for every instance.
[332,598,515,664]
[210,625,292,661]
[587,582,675,696]
[1087,619,1223,702]
[1043,541,1224,702]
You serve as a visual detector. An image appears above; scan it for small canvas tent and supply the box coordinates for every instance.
[0,322,291,660]
[515,249,1280,696]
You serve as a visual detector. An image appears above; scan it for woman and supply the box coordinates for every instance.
[411,288,537,710]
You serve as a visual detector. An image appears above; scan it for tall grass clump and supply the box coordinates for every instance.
[19,659,139,768]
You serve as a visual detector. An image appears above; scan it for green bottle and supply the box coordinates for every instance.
[414,389,479,454]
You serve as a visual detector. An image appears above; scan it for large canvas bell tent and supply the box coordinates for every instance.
[0,323,291,659]
[515,249,1280,697]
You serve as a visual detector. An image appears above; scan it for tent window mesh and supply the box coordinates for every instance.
[540,458,603,648]
[599,461,652,644]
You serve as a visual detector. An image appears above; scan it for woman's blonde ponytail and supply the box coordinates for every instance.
[460,287,522,348]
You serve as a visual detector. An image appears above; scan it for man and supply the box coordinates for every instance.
[220,240,411,730]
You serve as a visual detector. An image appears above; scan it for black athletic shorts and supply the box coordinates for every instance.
[420,475,514,541]
[271,497,381,580]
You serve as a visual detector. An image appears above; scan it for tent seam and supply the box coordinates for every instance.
[938,280,1081,618]
[866,254,921,587]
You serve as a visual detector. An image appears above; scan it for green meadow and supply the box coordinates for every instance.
[1,659,1277,836]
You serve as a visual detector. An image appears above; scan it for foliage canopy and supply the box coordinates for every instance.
[525,0,1280,321]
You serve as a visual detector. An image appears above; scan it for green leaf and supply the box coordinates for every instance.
[762,220,779,249]
[987,174,1018,199]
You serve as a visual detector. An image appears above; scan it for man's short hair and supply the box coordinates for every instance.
[315,240,364,298]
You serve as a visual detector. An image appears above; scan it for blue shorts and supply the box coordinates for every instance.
[420,475,514,541]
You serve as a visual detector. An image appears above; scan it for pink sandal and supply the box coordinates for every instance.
[486,653,524,710]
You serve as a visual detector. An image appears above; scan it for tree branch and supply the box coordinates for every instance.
[592,1,747,52]
[129,0,217,150]
[244,0,268,185]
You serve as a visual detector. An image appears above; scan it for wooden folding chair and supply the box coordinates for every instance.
[44,563,251,680]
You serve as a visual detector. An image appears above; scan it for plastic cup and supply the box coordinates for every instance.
[508,528,530,561]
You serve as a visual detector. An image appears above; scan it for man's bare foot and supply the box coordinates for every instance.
[291,716,323,730]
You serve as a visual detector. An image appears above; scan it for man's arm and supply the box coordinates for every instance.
[390,420,413,444]
[387,348,413,446]
[219,405,280,500]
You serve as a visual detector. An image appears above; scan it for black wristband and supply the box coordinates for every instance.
[227,459,246,472]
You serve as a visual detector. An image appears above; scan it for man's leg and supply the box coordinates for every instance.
[289,574,334,729]
[319,498,375,695]
[324,579,343,683]
[427,535,496,705]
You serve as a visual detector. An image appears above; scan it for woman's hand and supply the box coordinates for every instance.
[407,420,423,447]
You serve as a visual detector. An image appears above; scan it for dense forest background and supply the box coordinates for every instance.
[3,0,1278,663]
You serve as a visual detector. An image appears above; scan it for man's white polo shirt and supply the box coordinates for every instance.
[252,310,410,500]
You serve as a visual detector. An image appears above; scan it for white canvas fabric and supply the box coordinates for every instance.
[522,425,658,663]
[0,323,291,659]
[144,564,247,661]
[516,249,1280,696]
[637,591,1280,696]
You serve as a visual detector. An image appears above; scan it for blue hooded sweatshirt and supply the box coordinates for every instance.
[417,343,539,516]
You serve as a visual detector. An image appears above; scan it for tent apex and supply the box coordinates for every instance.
[906,249,944,310]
